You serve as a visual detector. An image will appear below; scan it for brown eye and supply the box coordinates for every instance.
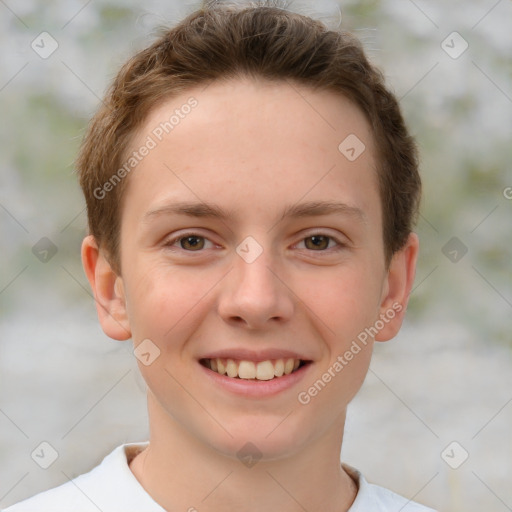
[180,235,205,251]
[304,235,331,250]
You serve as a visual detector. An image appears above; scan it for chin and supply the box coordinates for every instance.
[202,415,315,463]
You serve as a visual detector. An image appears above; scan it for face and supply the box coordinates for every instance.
[84,78,417,460]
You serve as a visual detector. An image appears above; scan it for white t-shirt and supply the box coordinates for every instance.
[3,443,437,512]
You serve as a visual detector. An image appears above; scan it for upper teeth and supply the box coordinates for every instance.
[205,358,301,380]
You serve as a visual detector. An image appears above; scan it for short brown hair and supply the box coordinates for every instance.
[77,2,421,273]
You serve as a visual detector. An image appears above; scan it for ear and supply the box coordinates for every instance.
[374,232,419,342]
[81,235,131,341]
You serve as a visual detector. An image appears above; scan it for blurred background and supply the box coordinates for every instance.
[0,0,511,510]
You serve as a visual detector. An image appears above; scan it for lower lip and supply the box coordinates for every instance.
[198,361,313,398]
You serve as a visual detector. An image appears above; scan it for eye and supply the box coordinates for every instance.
[179,235,206,251]
[297,234,344,251]
[164,233,214,252]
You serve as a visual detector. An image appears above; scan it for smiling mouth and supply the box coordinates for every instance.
[199,358,311,381]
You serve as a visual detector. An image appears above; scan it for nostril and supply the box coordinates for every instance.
[227,316,245,326]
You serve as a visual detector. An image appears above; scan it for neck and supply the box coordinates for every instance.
[130,393,358,512]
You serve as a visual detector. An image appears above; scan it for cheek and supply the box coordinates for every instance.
[297,265,383,342]
[124,262,216,342]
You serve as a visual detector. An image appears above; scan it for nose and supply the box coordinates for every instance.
[217,246,295,330]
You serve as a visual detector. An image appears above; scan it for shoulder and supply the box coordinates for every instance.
[2,473,97,512]
[2,442,164,512]
[344,464,438,512]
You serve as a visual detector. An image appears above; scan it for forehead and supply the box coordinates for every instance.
[141,78,374,154]
[124,78,380,226]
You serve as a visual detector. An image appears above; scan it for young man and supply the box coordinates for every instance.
[5,2,436,511]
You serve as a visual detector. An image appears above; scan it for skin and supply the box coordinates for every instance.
[82,78,418,511]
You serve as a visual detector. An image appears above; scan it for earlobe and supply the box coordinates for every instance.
[375,232,419,342]
[81,235,131,341]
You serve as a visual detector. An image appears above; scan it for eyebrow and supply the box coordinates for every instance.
[144,201,231,221]
[143,200,366,223]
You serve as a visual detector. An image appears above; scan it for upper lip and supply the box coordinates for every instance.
[199,348,311,363]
